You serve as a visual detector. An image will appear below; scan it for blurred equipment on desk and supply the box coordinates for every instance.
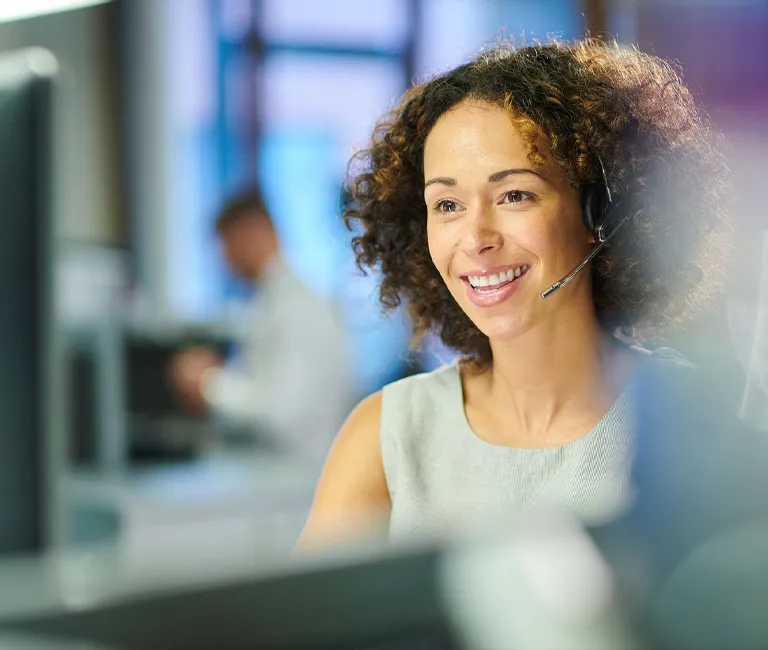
[126,325,231,463]
[65,318,234,470]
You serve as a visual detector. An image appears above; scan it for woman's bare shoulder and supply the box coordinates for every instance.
[295,392,389,550]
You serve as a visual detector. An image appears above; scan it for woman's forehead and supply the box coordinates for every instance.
[423,101,561,184]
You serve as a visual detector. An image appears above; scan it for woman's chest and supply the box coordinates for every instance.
[388,441,634,542]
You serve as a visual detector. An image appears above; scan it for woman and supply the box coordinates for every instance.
[299,39,731,546]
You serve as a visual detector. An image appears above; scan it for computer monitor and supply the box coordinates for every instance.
[0,543,451,650]
[125,328,232,462]
[0,48,59,554]
[0,522,639,650]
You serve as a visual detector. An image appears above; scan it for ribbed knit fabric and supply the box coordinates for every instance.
[381,354,674,543]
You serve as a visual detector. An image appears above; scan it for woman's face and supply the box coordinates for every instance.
[423,99,593,342]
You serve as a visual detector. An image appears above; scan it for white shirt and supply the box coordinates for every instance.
[202,258,353,465]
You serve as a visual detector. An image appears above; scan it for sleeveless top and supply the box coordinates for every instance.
[380,349,689,543]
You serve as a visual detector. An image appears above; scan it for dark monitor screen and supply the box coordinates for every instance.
[125,333,231,419]
[0,48,57,555]
[127,339,183,418]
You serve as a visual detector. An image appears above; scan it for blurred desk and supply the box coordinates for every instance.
[64,452,318,562]
[61,316,320,564]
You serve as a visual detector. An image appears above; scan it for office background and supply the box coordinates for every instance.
[0,0,765,556]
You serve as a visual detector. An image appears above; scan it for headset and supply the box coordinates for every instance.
[541,155,630,299]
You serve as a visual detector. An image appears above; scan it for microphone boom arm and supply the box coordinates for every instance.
[541,215,629,299]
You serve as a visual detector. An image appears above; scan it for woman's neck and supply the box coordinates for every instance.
[477,302,628,442]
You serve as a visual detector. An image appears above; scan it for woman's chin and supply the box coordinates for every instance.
[472,314,531,343]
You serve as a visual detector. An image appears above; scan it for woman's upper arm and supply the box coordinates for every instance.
[296,391,390,550]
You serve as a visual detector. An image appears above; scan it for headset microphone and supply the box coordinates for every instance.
[541,156,629,300]
[541,216,628,299]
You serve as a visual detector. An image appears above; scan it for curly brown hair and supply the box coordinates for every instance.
[345,38,732,366]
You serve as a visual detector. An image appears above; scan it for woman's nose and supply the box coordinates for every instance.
[460,211,503,256]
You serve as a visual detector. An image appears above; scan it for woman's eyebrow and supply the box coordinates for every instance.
[424,168,543,189]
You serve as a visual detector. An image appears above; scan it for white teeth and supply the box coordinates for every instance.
[468,265,529,289]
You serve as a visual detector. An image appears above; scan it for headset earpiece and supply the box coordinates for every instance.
[542,155,628,299]
[581,156,614,243]
[581,183,603,240]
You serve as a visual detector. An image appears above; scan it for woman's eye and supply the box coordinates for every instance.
[435,199,461,213]
[500,191,533,204]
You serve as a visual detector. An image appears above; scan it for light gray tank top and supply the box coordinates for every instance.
[381,361,639,543]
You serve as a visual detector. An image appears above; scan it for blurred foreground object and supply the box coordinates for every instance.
[606,352,768,650]
[0,47,62,554]
[738,231,768,431]
[0,516,639,650]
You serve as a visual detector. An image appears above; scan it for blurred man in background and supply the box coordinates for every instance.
[169,188,352,468]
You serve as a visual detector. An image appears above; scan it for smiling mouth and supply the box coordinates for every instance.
[464,264,530,293]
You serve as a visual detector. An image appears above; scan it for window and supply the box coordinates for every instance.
[163,0,584,387]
